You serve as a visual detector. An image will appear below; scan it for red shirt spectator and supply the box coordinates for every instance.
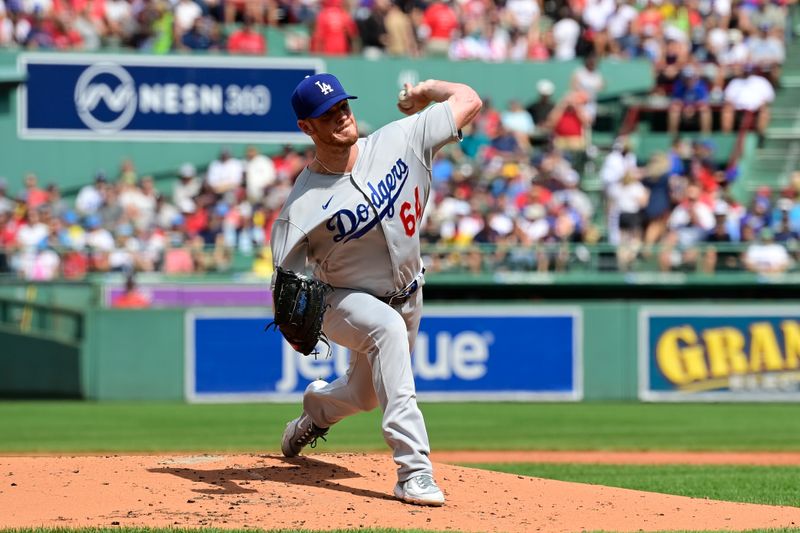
[112,292,151,308]
[185,207,209,236]
[422,1,458,41]
[554,107,584,137]
[311,0,357,55]
[227,22,266,55]
[52,0,106,23]
[62,251,89,279]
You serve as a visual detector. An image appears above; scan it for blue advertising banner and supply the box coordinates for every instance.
[639,306,800,401]
[18,54,322,141]
[185,306,582,402]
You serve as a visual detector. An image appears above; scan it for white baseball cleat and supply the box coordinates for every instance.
[281,380,329,458]
[393,474,445,506]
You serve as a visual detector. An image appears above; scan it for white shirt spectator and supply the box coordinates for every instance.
[669,201,715,231]
[582,0,614,32]
[607,4,637,39]
[501,109,535,136]
[86,228,115,252]
[745,242,790,272]
[0,6,13,46]
[23,249,60,281]
[600,149,637,188]
[552,17,580,60]
[246,153,277,203]
[16,222,48,249]
[607,181,648,214]
[488,212,514,236]
[174,0,202,33]
[719,41,749,66]
[456,214,484,241]
[21,0,51,14]
[104,0,132,25]
[76,184,104,215]
[706,27,728,57]
[505,0,539,30]
[724,74,775,111]
[748,35,785,66]
[14,16,30,43]
[207,156,244,193]
[713,0,731,18]
[0,194,12,215]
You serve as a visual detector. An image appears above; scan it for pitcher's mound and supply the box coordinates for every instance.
[2,453,799,532]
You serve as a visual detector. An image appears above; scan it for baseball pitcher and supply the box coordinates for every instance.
[270,73,481,506]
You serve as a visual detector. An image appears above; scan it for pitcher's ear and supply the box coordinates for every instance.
[297,120,314,136]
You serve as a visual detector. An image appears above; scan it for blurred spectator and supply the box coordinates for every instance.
[525,79,555,130]
[501,99,535,151]
[545,90,591,153]
[112,274,152,308]
[420,0,458,57]
[22,173,48,209]
[384,0,417,56]
[660,183,714,271]
[607,169,649,270]
[76,172,107,216]
[721,65,775,140]
[245,145,277,203]
[551,7,580,61]
[356,0,388,59]
[703,201,739,272]
[173,0,202,39]
[207,147,244,194]
[744,227,792,274]
[642,152,677,248]
[180,16,219,50]
[747,24,785,86]
[45,183,69,218]
[570,55,604,122]
[668,66,711,135]
[15,208,48,251]
[226,16,265,54]
[173,162,201,213]
[0,178,12,216]
[310,0,357,55]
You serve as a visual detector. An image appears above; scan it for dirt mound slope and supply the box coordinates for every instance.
[1,453,799,532]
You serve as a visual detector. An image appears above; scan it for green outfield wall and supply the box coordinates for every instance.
[0,326,81,397]
[4,299,796,401]
[0,50,651,194]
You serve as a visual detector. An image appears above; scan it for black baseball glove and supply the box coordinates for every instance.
[267,266,333,356]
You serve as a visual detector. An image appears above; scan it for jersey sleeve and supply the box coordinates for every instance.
[407,101,461,169]
[270,218,310,273]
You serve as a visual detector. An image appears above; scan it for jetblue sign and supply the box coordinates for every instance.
[18,54,323,141]
[185,306,582,402]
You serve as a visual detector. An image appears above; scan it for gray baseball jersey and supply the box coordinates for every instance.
[271,101,459,482]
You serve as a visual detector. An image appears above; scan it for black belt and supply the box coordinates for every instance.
[377,269,425,306]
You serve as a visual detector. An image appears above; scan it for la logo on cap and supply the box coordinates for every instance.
[315,81,334,95]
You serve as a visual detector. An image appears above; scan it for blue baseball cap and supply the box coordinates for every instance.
[291,73,357,120]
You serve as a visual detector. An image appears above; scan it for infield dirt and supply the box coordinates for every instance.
[2,453,800,532]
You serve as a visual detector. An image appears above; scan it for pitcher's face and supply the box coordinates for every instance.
[299,100,359,147]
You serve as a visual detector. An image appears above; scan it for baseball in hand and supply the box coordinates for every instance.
[398,89,414,111]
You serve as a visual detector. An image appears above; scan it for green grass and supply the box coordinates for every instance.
[2,401,800,453]
[470,463,800,507]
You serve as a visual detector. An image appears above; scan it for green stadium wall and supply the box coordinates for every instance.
[0,301,644,401]
[0,326,81,397]
[3,297,797,401]
[0,50,652,195]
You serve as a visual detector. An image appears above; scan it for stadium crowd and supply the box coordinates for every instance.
[0,0,791,67]
[0,0,797,278]
[0,126,798,281]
